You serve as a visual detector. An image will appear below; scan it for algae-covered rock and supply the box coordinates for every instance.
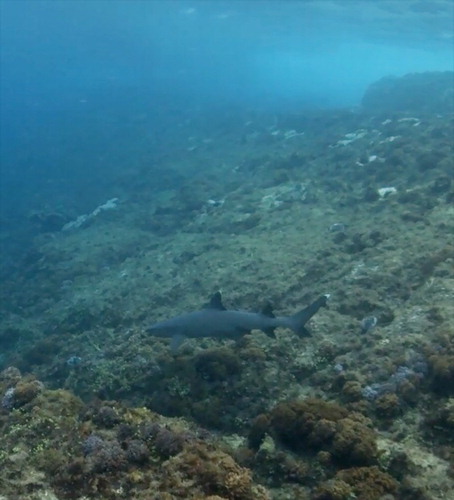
[312,479,353,500]
[429,354,454,395]
[248,398,378,466]
[0,367,271,500]
[161,443,271,500]
[339,466,398,498]
[332,416,378,466]
[194,347,242,382]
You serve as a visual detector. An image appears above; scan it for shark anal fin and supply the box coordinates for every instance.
[204,291,226,310]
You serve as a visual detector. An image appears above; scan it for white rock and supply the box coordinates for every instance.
[378,186,397,198]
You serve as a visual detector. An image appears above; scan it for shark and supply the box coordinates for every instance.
[146,292,329,350]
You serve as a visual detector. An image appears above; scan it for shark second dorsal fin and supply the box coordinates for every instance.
[204,291,226,310]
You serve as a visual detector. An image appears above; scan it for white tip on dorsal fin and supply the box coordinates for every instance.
[203,291,226,310]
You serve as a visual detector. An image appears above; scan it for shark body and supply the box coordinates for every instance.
[147,292,329,350]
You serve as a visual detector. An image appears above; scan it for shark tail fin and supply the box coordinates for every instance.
[289,294,329,337]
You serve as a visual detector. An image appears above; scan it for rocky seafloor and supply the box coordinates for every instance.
[0,72,453,499]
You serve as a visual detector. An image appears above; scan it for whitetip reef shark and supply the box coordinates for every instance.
[147,292,329,351]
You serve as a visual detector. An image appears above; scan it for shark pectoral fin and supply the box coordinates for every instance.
[170,334,187,353]
[263,327,276,338]
[232,327,250,339]
[297,326,311,338]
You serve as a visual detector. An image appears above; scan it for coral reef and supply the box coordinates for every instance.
[0,71,453,498]
[0,368,270,499]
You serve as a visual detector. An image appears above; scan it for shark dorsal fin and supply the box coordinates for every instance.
[261,303,275,318]
[204,291,226,310]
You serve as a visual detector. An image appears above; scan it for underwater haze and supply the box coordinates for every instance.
[2,1,453,108]
[1,2,454,499]
[1,1,453,236]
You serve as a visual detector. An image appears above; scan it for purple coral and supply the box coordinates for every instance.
[362,359,427,402]
[154,427,188,457]
[361,385,380,401]
[82,434,104,456]
[93,405,121,428]
[86,439,127,473]
[139,421,194,457]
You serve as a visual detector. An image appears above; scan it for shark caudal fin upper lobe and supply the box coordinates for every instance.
[288,294,329,337]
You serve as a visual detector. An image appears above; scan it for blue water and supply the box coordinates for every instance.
[0,0,453,258]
